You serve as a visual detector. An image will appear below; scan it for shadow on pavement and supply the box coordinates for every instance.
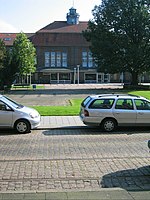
[9,88,123,95]
[100,165,150,191]
[42,126,150,136]
[0,129,31,136]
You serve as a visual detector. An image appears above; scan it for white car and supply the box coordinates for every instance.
[0,95,41,133]
[80,94,150,132]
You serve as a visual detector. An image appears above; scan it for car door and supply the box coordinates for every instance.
[87,98,115,123]
[0,101,13,127]
[134,99,150,124]
[113,98,136,125]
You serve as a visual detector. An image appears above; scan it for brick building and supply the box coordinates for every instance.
[31,7,111,84]
[0,7,113,84]
[1,7,148,84]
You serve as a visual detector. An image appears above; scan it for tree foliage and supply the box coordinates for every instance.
[12,32,36,78]
[0,39,18,89]
[0,39,6,70]
[0,32,36,89]
[83,0,150,85]
[2,49,19,88]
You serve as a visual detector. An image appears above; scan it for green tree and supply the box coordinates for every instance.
[83,0,150,85]
[0,39,6,88]
[12,32,36,84]
[0,39,6,70]
[0,40,19,89]
[2,49,19,88]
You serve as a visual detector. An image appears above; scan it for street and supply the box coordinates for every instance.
[1,85,150,199]
[0,127,150,191]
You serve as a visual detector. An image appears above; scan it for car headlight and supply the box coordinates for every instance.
[30,112,39,118]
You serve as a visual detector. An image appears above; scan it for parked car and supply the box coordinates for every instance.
[80,94,150,132]
[0,95,41,133]
[148,140,150,149]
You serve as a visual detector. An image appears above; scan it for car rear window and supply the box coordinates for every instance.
[89,99,115,109]
[81,96,92,107]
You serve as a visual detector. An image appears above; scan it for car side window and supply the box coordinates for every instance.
[0,101,7,111]
[89,99,114,109]
[0,101,12,111]
[115,99,133,110]
[134,99,150,110]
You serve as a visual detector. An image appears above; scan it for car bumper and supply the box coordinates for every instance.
[30,116,41,129]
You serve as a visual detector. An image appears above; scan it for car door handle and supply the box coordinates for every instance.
[138,112,144,115]
[115,112,120,114]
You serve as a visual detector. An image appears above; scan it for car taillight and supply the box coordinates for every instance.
[84,110,89,117]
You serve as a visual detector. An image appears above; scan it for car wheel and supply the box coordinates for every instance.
[15,120,30,133]
[101,118,116,132]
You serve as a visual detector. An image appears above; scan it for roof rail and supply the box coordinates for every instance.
[98,93,140,98]
[127,94,140,97]
[98,93,115,98]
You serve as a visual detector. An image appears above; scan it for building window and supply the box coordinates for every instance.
[44,51,67,67]
[45,52,50,67]
[51,73,57,80]
[82,51,94,68]
[59,73,70,81]
[62,52,67,67]
[4,38,11,41]
[82,52,87,67]
[56,52,61,67]
[88,52,93,68]
[51,52,55,67]
[85,74,97,83]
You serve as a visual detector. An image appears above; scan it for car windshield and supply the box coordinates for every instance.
[81,96,92,107]
[2,96,24,109]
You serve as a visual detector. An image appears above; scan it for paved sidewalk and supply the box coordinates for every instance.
[1,188,150,200]
[39,116,85,129]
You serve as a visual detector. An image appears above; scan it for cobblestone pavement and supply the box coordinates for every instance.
[1,84,150,196]
[0,128,150,192]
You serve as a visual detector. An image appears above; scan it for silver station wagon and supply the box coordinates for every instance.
[0,95,41,133]
[80,94,150,132]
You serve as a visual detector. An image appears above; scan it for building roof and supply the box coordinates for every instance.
[0,33,34,46]
[38,21,88,33]
[0,33,17,46]
[32,21,89,47]
[0,21,89,47]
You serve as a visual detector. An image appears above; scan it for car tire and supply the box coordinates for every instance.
[101,118,116,132]
[15,119,31,133]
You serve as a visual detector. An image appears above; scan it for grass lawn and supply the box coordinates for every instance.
[31,99,83,116]
[129,91,150,99]
[12,85,44,90]
[31,91,150,116]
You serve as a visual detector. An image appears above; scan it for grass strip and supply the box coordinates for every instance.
[31,99,82,116]
[31,91,150,116]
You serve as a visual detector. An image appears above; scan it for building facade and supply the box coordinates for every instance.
[31,7,111,84]
[0,7,149,84]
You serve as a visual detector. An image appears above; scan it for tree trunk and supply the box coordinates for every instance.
[131,71,139,86]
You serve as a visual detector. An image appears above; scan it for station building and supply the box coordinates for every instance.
[31,7,112,84]
[0,7,148,84]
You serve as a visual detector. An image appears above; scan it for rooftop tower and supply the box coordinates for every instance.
[66,7,80,25]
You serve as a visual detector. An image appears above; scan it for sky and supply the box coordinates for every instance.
[0,0,101,33]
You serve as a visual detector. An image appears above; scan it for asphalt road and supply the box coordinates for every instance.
[6,83,123,106]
